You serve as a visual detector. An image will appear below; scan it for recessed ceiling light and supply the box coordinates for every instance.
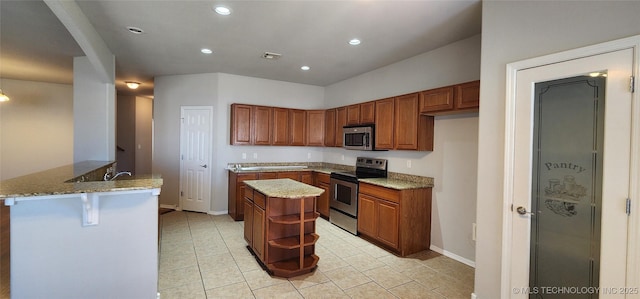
[214,6,231,15]
[301,66,310,71]
[201,48,213,54]
[349,39,361,46]
[126,26,144,34]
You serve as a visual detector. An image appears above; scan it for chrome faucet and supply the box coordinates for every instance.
[104,171,132,181]
[110,171,132,181]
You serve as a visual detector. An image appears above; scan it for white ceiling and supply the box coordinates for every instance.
[1,0,482,98]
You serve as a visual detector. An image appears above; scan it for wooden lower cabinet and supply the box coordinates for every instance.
[252,205,265,260]
[313,173,330,218]
[230,170,318,221]
[228,172,258,221]
[243,198,253,244]
[259,172,278,180]
[357,182,432,256]
[244,189,266,261]
[277,171,300,181]
[376,200,399,249]
[300,172,313,185]
[357,194,376,237]
[244,185,319,278]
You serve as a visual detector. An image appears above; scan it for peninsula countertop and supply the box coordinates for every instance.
[244,178,324,198]
[0,161,163,199]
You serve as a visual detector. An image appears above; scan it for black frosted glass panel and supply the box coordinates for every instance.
[530,76,605,299]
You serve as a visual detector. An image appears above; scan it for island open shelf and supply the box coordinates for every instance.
[242,179,324,278]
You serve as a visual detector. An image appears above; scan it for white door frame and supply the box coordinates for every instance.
[501,35,640,298]
[179,105,214,212]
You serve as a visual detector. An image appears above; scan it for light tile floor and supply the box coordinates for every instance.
[158,211,474,299]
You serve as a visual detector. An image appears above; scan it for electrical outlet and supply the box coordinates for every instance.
[242,153,247,160]
[406,160,412,168]
[341,155,345,161]
[307,152,311,159]
[253,153,258,159]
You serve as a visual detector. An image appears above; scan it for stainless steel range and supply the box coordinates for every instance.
[329,157,388,235]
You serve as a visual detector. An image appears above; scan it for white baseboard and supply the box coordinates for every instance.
[471,293,477,299]
[159,204,177,210]
[208,210,228,216]
[429,245,476,268]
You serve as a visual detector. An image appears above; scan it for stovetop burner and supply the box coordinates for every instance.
[330,157,388,182]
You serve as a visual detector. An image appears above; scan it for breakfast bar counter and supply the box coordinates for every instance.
[243,179,324,278]
[0,161,163,298]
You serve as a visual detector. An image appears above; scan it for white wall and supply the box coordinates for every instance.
[476,1,640,298]
[0,79,73,180]
[153,73,219,209]
[73,56,115,162]
[324,35,481,263]
[214,74,325,212]
[153,73,325,211]
[135,96,153,175]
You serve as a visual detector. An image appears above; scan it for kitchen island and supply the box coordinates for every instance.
[0,161,163,299]
[243,179,324,278]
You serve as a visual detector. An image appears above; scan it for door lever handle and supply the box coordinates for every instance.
[200,164,208,168]
[516,206,535,216]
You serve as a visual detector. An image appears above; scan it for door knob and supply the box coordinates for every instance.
[200,164,208,168]
[516,206,534,216]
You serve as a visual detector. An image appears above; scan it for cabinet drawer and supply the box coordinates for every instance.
[258,172,278,180]
[316,173,330,184]
[359,183,400,203]
[277,171,300,181]
[254,191,266,209]
[244,187,254,201]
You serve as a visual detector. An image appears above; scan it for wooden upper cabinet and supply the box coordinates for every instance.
[231,104,253,145]
[253,106,272,145]
[359,101,375,124]
[272,108,289,146]
[289,109,306,146]
[324,109,336,147]
[336,107,347,147]
[374,98,394,150]
[420,80,480,115]
[394,93,420,150]
[455,80,480,110]
[306,110,325,146]
[346,105,360,125]
[419,86,454,113]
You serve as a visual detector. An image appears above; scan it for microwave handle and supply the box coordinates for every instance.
[365,134,370,147]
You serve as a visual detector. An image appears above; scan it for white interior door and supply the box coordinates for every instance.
[506,48,635,298]
[180,106,213,213]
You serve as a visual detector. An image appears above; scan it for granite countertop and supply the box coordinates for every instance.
[244,179,324,198]
[359,177,434,190]
[228,162,434,190]
[0,161,163,199]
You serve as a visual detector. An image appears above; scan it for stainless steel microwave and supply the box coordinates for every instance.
[343,125,374,150]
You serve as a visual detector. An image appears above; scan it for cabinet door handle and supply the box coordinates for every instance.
[200,164,208,168]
